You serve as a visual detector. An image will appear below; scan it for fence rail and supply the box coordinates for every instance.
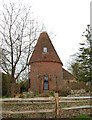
[0,96,91,102]
[2,109,55,114]
[62,105,92,110]
[0,97,54,102]
[0,94,92,117]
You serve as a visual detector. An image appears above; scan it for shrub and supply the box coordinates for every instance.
[33,91,39,97]
[59,86,71,96]
[49,91,55,97]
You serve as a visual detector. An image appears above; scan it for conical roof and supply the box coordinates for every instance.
[29,32,63,65]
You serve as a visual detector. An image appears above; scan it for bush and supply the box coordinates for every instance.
[34,91,39,97]
[49,91,55,97]
[59,86,71,96]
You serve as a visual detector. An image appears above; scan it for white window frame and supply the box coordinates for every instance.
[43,47,48,53]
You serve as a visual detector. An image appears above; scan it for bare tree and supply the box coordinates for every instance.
[0,1,41,96]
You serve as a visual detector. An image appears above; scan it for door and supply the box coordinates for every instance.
[43,75,49,91]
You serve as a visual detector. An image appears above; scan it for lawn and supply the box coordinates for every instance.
[73,115,92,120]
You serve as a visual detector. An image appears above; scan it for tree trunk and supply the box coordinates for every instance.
[10,76,16,97]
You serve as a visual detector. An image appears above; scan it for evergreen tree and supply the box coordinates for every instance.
[69,25,92,82]
[78,25,92,82]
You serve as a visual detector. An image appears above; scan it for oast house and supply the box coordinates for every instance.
[29,32,75,93]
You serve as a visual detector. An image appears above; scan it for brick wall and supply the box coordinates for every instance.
[30,61,63,93]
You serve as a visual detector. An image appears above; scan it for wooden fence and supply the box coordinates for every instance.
[0,93,92,117]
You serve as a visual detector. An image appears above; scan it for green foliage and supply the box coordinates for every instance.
[69,25,92,82]
[71,62,80,80]
[73,114,92,120]
[49,91,55,97]
[35,91,39,97]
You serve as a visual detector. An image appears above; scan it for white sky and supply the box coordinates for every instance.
[1,0,91,69]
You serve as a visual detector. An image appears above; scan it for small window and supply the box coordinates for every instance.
[43,47,48,53]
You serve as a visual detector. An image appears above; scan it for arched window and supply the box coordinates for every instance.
[43,75,49,90]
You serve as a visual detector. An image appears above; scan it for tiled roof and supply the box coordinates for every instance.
[63,68,75,80]
[29,32,63,65]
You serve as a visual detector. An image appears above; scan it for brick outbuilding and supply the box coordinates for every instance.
[29,32,63,93]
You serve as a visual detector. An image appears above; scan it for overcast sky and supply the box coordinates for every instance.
[1,0,91,69]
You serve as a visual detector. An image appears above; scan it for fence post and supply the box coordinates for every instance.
[55,92,59,117]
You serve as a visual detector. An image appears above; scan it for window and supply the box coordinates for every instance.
[44,75,49,90]
[43,47,48,53]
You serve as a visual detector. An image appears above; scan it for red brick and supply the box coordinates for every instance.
[29,32,63,93]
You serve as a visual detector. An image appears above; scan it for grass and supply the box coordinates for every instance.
[73,114,92,120]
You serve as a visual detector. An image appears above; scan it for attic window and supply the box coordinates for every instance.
[43,47,48,53]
